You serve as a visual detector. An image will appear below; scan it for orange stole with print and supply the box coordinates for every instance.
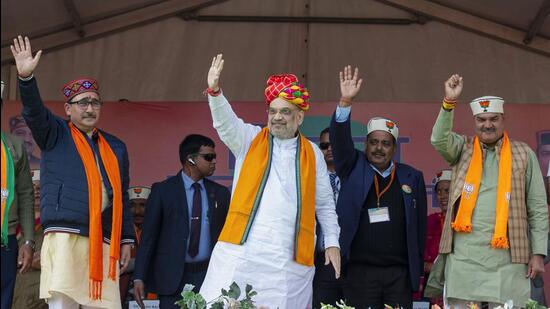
[218,127,317,266]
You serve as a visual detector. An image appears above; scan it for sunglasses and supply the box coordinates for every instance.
[69,97,103,110]
[319,142,331,150]
[195,153,217,162]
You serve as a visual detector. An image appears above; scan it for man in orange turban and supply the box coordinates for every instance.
[199,54,341,308]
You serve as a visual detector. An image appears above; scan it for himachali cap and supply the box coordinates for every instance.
[264,74,310,111]
[30,169,40,182]
[433,169,452,185]
[128,186,151,200]
[61,78,99,102]
[367,117,399,140]
[470,96,504,115]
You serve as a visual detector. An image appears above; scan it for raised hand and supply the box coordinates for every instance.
[10,36,42,78]
[444,74,463,101]
[208,54,224,91]
[339,65,363,107]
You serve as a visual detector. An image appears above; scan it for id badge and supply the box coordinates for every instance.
[368,207,390,223]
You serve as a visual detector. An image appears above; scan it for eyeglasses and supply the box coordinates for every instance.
[267,107,297,116]
[195,153,217,162]
[68,97,103,110]
[319,142,331,150]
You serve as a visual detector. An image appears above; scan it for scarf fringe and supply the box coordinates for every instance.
[491,236,510,249]
[451,222,472,233]
[89,279,102,300]
[108,257,117,280]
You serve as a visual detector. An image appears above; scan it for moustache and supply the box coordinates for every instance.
[271,121,286,125]
[372,152,385,157]
[81,112,97,118]
[481,127,496,133]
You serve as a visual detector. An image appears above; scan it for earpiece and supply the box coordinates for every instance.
[187,158,196,165]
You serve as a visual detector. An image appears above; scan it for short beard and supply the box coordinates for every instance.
[269,124,298,140]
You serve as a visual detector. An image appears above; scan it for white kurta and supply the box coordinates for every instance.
[199,94,340,309]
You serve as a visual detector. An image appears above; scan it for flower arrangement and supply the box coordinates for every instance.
[176,282,258,309]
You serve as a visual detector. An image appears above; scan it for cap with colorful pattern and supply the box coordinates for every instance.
[61,78,99,102]
[264,74,310,110]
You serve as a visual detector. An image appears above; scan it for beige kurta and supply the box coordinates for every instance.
[40,164,121,309]
[431,108,548,305]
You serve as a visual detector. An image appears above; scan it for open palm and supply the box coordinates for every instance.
[340,65,363,100]
[208,54,224,90]
[10,36,42,78]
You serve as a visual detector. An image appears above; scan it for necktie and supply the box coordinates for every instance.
[188,182,202,257]
[329,173,339,202]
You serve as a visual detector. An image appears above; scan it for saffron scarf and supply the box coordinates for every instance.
[1,133,15,246]
[218,127,317,266]
[452,132,512,249]
[69,122,123,299]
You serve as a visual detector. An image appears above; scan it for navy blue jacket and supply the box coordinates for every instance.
[134,172,230,295]
[330,112,427,291]
[18,77,134,244]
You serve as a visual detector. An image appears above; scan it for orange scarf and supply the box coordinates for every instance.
[452,132,512,249]
[69,123,123,300]
[218,127,317,266]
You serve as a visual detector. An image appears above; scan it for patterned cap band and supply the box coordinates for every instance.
[264,74,310,111]
[61,78,99,101]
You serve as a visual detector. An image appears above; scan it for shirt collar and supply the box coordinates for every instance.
[370,161,394,178]
[181,171,204,190]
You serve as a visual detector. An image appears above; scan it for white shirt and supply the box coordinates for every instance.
[199,93,340,308]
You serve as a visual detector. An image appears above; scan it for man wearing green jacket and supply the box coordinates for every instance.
[1,80,36,309]
[431,74,548,308]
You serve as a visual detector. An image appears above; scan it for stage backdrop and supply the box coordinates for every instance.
[2,99,549,211]
[2,99,550,298]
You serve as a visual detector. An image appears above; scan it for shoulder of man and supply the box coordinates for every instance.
[2,133,25,157]
[509,138,533,151]
[204,178,230,193]
[395,162,423,176]
[97,129,127,148]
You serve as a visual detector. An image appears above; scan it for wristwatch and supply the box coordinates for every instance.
[23,240,36,251]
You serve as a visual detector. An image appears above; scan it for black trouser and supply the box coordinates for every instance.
[343,263,412,309]
[1,235,18,309]
[313,252,344,309]
[158,261,209,309]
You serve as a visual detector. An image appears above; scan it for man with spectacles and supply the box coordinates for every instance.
[11,36,134,309]
[199,54,341,308]
[134,134,230,309]
[330,66,427,309]
[313,127,343,308]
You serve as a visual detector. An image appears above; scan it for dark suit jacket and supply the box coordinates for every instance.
[134,171,230,295]
[330,113,427,291]
[19,77,134,243]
